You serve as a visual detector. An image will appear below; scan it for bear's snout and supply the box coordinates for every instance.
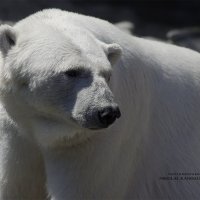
[98,105,121,128]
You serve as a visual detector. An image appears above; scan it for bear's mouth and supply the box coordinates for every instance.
[88,124,111,130]
[89,127,103,130]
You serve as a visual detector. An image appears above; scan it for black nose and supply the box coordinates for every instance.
[98,106,121,127]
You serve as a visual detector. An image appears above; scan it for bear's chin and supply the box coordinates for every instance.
[50,130,95,149]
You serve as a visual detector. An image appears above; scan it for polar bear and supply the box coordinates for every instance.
[1,8,200,200]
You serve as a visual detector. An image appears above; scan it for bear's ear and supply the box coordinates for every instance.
[0,25,16,56]
[104,43,122,65]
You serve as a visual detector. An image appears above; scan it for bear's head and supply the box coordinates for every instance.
[0,23,122,147]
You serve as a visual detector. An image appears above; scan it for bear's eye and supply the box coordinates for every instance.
[64,69,81,78]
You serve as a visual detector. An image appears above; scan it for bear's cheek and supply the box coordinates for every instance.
[22,75,93,120]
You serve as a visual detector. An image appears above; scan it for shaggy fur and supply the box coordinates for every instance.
[0,9,200,200]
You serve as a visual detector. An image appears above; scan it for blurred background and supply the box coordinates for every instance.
[0,0,200,40]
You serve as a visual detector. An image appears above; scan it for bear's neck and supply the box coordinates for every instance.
[42,134,130,200]
[0,114,48,199]
[42,117,149,199]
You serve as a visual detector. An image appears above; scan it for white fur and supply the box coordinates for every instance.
[1,8,200,200]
